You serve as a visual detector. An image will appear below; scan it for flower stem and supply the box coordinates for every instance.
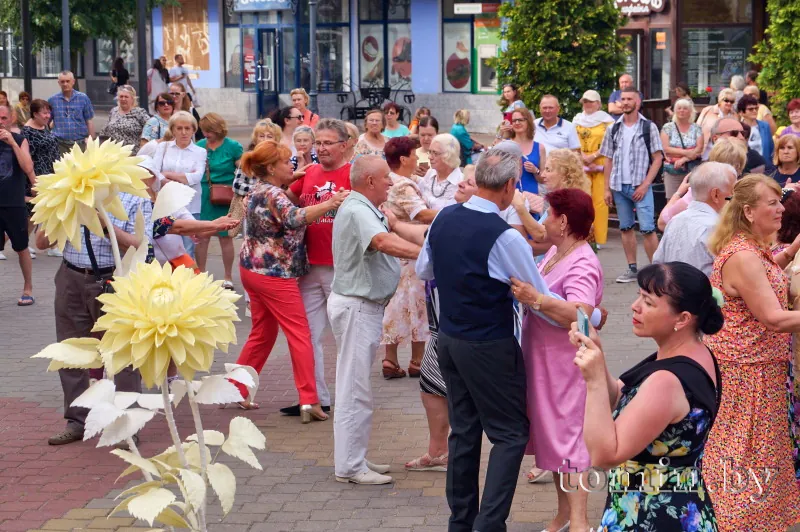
[126,436,154,482]
[185,381,208,531]
[97,205,123,271]
[162,377,188,468]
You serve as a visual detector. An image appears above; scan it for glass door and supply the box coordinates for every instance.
[257,29,280,118]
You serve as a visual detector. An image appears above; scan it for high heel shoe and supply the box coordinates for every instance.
[300,404,329,424]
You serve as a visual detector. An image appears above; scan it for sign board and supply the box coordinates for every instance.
[454,3,499,15]
[234,0,292,11]
[615,0,666,16]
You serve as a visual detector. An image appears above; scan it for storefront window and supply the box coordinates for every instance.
[298,26,350,92]
[282,28,296,93]
[442,23,472,93]
[302,0,348,23]
[359,24,384,87]
[359,1,410,88]
[36,47,62,78]
[225,28,242,88]
[95,39,114,75]
[680,0,752,25]
[0,31,22,77]
[242,27,256,92]
[650,29,671,99]
[681,27,752,97]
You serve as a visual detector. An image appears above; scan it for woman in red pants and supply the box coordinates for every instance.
[235,140,349,422]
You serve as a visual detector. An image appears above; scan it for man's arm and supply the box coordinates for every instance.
[14,138,34,176]
[391,219,429,246]
[369,232,420,260]
[411,209,438,224]
[86,119,95,140]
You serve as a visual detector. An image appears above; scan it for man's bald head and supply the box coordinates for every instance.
[350,155,393,207]
[711,117,746,144]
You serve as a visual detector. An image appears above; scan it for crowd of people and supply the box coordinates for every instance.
[2,62,800,532]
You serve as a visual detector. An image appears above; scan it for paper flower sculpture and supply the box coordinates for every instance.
[92,261,240,388]
[30,138,150,252]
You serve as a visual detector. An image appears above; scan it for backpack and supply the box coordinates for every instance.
[611,118,663,182]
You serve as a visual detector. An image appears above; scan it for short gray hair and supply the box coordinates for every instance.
[168,110,198,132]
[293,125,315,142]
[689,162,736,202]
[315,118,348,142]
[475,150,519,191]
[350,155,385,187]
[730,75,746,91]
[431,133,461,169]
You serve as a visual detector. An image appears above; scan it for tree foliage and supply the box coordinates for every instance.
[494,0,629,118]
[749,0,800,123]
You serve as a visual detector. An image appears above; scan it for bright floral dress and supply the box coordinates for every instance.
[703,233,800,531]
[602,353,721,531]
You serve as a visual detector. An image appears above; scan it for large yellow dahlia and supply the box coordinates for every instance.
[92,262,241,388]
[30,138,151,252]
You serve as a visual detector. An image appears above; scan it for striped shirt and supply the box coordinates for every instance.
[599,115,663,191]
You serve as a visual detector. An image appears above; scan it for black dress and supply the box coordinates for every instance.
[112,68,130,87]
[601,353,722,531]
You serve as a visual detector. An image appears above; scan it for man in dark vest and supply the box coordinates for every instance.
[415,150,553,532]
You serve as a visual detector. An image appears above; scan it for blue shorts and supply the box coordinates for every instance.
[612,184,655,233]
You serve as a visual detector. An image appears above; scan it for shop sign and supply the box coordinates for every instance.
[234,0,291,11]
[615,0,666,16]
[454,3,499,15]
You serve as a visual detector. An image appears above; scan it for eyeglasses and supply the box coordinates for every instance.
[290,115,303,120]
[722,99,735,104]
[169,92,182,96]
[745,107,759,112]
[314,140,344,149]
[511,118,526,124]
[428,150,442,157]
[718,129,745,138]
[157,101,173,107]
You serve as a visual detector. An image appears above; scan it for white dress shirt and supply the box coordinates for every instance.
[151,140,207,214]
[653,201,719,276]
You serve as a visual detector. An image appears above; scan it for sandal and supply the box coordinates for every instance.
[222,280,234,291]
[408,359,422,378]
[18,295,34,306]
[382,359,407,379]
[527,467,551,484]
[405,453,448,472]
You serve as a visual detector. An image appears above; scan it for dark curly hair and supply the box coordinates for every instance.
[778,191,800,245]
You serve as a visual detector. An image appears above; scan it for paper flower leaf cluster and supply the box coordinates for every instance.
[30,138,150,252]
[92,261,241,388]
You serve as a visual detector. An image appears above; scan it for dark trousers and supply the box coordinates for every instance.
[438,332,529,532]
[54,263,142,432]
[56,137,86,155]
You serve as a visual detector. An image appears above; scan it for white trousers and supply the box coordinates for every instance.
[298,265,334,407]
[328,292,385,478]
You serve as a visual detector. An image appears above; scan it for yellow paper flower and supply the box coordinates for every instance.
[31,138,150,252]
[92,262,241,388]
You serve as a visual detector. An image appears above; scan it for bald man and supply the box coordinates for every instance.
[608,74,643,119]
[533,95,580,154]
[329,156,421,485]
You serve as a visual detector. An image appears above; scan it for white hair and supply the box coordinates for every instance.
[671,98,697,123]
[431,133,461,169]
[730,75,746,92]
[292,125,315,142]
[350,155,385,188]
[689,162,736,202]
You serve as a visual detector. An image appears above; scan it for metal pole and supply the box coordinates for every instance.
[136,0,148,109]
[308,0,318,114]
[61,0,70,71]
[20,0,32,94]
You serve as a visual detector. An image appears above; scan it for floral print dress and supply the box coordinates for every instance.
[602,353,721,532]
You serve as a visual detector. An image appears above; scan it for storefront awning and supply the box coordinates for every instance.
[234,0,292,11]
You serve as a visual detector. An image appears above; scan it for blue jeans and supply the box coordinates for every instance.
[612,184,655,233]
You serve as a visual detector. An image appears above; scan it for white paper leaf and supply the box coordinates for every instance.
[220,417,266,469]
[155,506,191,529]
[186,430,225,446]
[224,364,258,391]
[33,338,102,370]
[116,480,163,500]
[179,469,207,511]
[71,379,116,409]
[127,487,176,526]
[206,462,236,514]
[84,402,125,440]
[113,392,141,410]
[152,181,196,219]
[110,449,161,479]
[98,408,156,447]
[184,442,213,469]
[194,375,244,405]
[118,207,148,277]
[170,380,201,407]
[136,394,169,410]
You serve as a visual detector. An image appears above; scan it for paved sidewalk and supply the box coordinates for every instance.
[0,231,656,531]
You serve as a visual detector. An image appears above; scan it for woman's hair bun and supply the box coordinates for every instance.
[699,301,724,335]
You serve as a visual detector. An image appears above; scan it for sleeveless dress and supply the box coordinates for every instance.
[603,353,721,531]
[518,141,541,195]
[575,122,610,244]
[703,233,800,531]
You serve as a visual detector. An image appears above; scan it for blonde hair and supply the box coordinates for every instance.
[773,134,800,168]
[743,85,760,98]
[671,98,697,123]
[168,110,197,133]
[708,137,747,175]
[290,88,310,105]
[707,174,782,255]
[344,121,359,142]
[116,85,138,106]
[454,109,470,125]
[199,112,228,138]
[462,164,475,180]
[250,119,281,150]
[547,149,590,193]
[717,88,736,104]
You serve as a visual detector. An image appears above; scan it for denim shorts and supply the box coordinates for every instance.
[612,184,655,233]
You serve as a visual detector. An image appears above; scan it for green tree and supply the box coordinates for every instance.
[749,0,800,123]
[493,0,629,118]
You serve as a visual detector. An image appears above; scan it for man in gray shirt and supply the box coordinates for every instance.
[653,162,735,276]
[329,155,421,485]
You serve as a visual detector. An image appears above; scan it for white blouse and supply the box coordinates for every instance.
[419,167,463,211]
[151,141,207,214]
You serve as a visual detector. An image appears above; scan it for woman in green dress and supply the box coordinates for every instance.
[196,112,243,290]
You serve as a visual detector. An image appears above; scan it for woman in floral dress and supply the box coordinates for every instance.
[99,85,150,154]
[704,174,800,530]
[572,262,724,531]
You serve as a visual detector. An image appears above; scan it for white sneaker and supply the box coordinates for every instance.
[366,460,390,474]
[28,247,36,259]
[335,470,393,485]
[47,248,63,257]
[0,251,5,260]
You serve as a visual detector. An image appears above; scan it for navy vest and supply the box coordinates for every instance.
[428,203,514,341]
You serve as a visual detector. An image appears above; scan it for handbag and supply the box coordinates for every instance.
[107,81,118,96]
[206,160,234,206]
[665,126,701,175]
[226,194,246,237]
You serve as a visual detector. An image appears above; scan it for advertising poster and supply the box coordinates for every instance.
[718,48,745,84]
[162,0,210,71]
[443,24,472,92]
[474,16,500,93]
[360,24,384,87]
[388,24,411,86]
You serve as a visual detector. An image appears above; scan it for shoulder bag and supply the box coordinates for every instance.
[206,158,234,206]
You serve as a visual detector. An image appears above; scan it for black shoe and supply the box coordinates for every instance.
[48,427,84,445]
[280,404,330,416]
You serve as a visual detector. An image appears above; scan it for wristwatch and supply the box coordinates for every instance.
[532,293,545,310]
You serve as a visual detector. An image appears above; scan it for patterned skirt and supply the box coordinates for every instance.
[381,259,430,345]
[702,360,800,531]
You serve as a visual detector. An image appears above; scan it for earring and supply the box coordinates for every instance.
[560,228,565,237]
[673,326,678,332]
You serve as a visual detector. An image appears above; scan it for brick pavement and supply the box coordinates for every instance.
[0,230,657,531]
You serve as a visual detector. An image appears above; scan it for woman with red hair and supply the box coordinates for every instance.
[509,188,603,532]
[781,98,800,138]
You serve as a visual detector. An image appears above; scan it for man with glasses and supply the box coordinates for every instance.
[708,117,767,173]
[282,118,352,417]
[48,71,95,155]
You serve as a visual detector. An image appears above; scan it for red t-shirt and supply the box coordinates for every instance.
[290,162,351,266]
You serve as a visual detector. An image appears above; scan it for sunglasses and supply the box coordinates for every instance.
[722,99,735,104]
[169,92,182,96]
[719,129,745,138]
[157,100,173,107]
[745,107,759,112]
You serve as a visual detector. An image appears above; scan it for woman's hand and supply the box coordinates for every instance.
[570,328,607,384]
[499,121,512,134]
[523,160,539,174]
[380,206,398,230]
[674,157,687,170]
[325,188,350,210]
[293,163,312,180]
[510,277,540,306]
[511,190,526,210]
[676,174,691,197]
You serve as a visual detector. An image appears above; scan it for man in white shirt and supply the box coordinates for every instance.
[533,95,581,154]
[169,54,195,95]
[653,162,735,276]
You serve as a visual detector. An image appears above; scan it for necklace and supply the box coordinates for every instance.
[429,175,451,198]
[541,239,584,275]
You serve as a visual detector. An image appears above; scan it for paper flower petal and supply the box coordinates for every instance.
[136,394,170,410]
[154,506,191,529]
[152,181,196,219]
[72,379,116,409]
[170,380,201,407]
[127,487,176,526]
[207,462,236,515]
[113,392,141,410]
[84,402,125,440]
[220,417,266,469]
[194,375,244,405]
[186,430,226,446]
[98,408,156,447]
